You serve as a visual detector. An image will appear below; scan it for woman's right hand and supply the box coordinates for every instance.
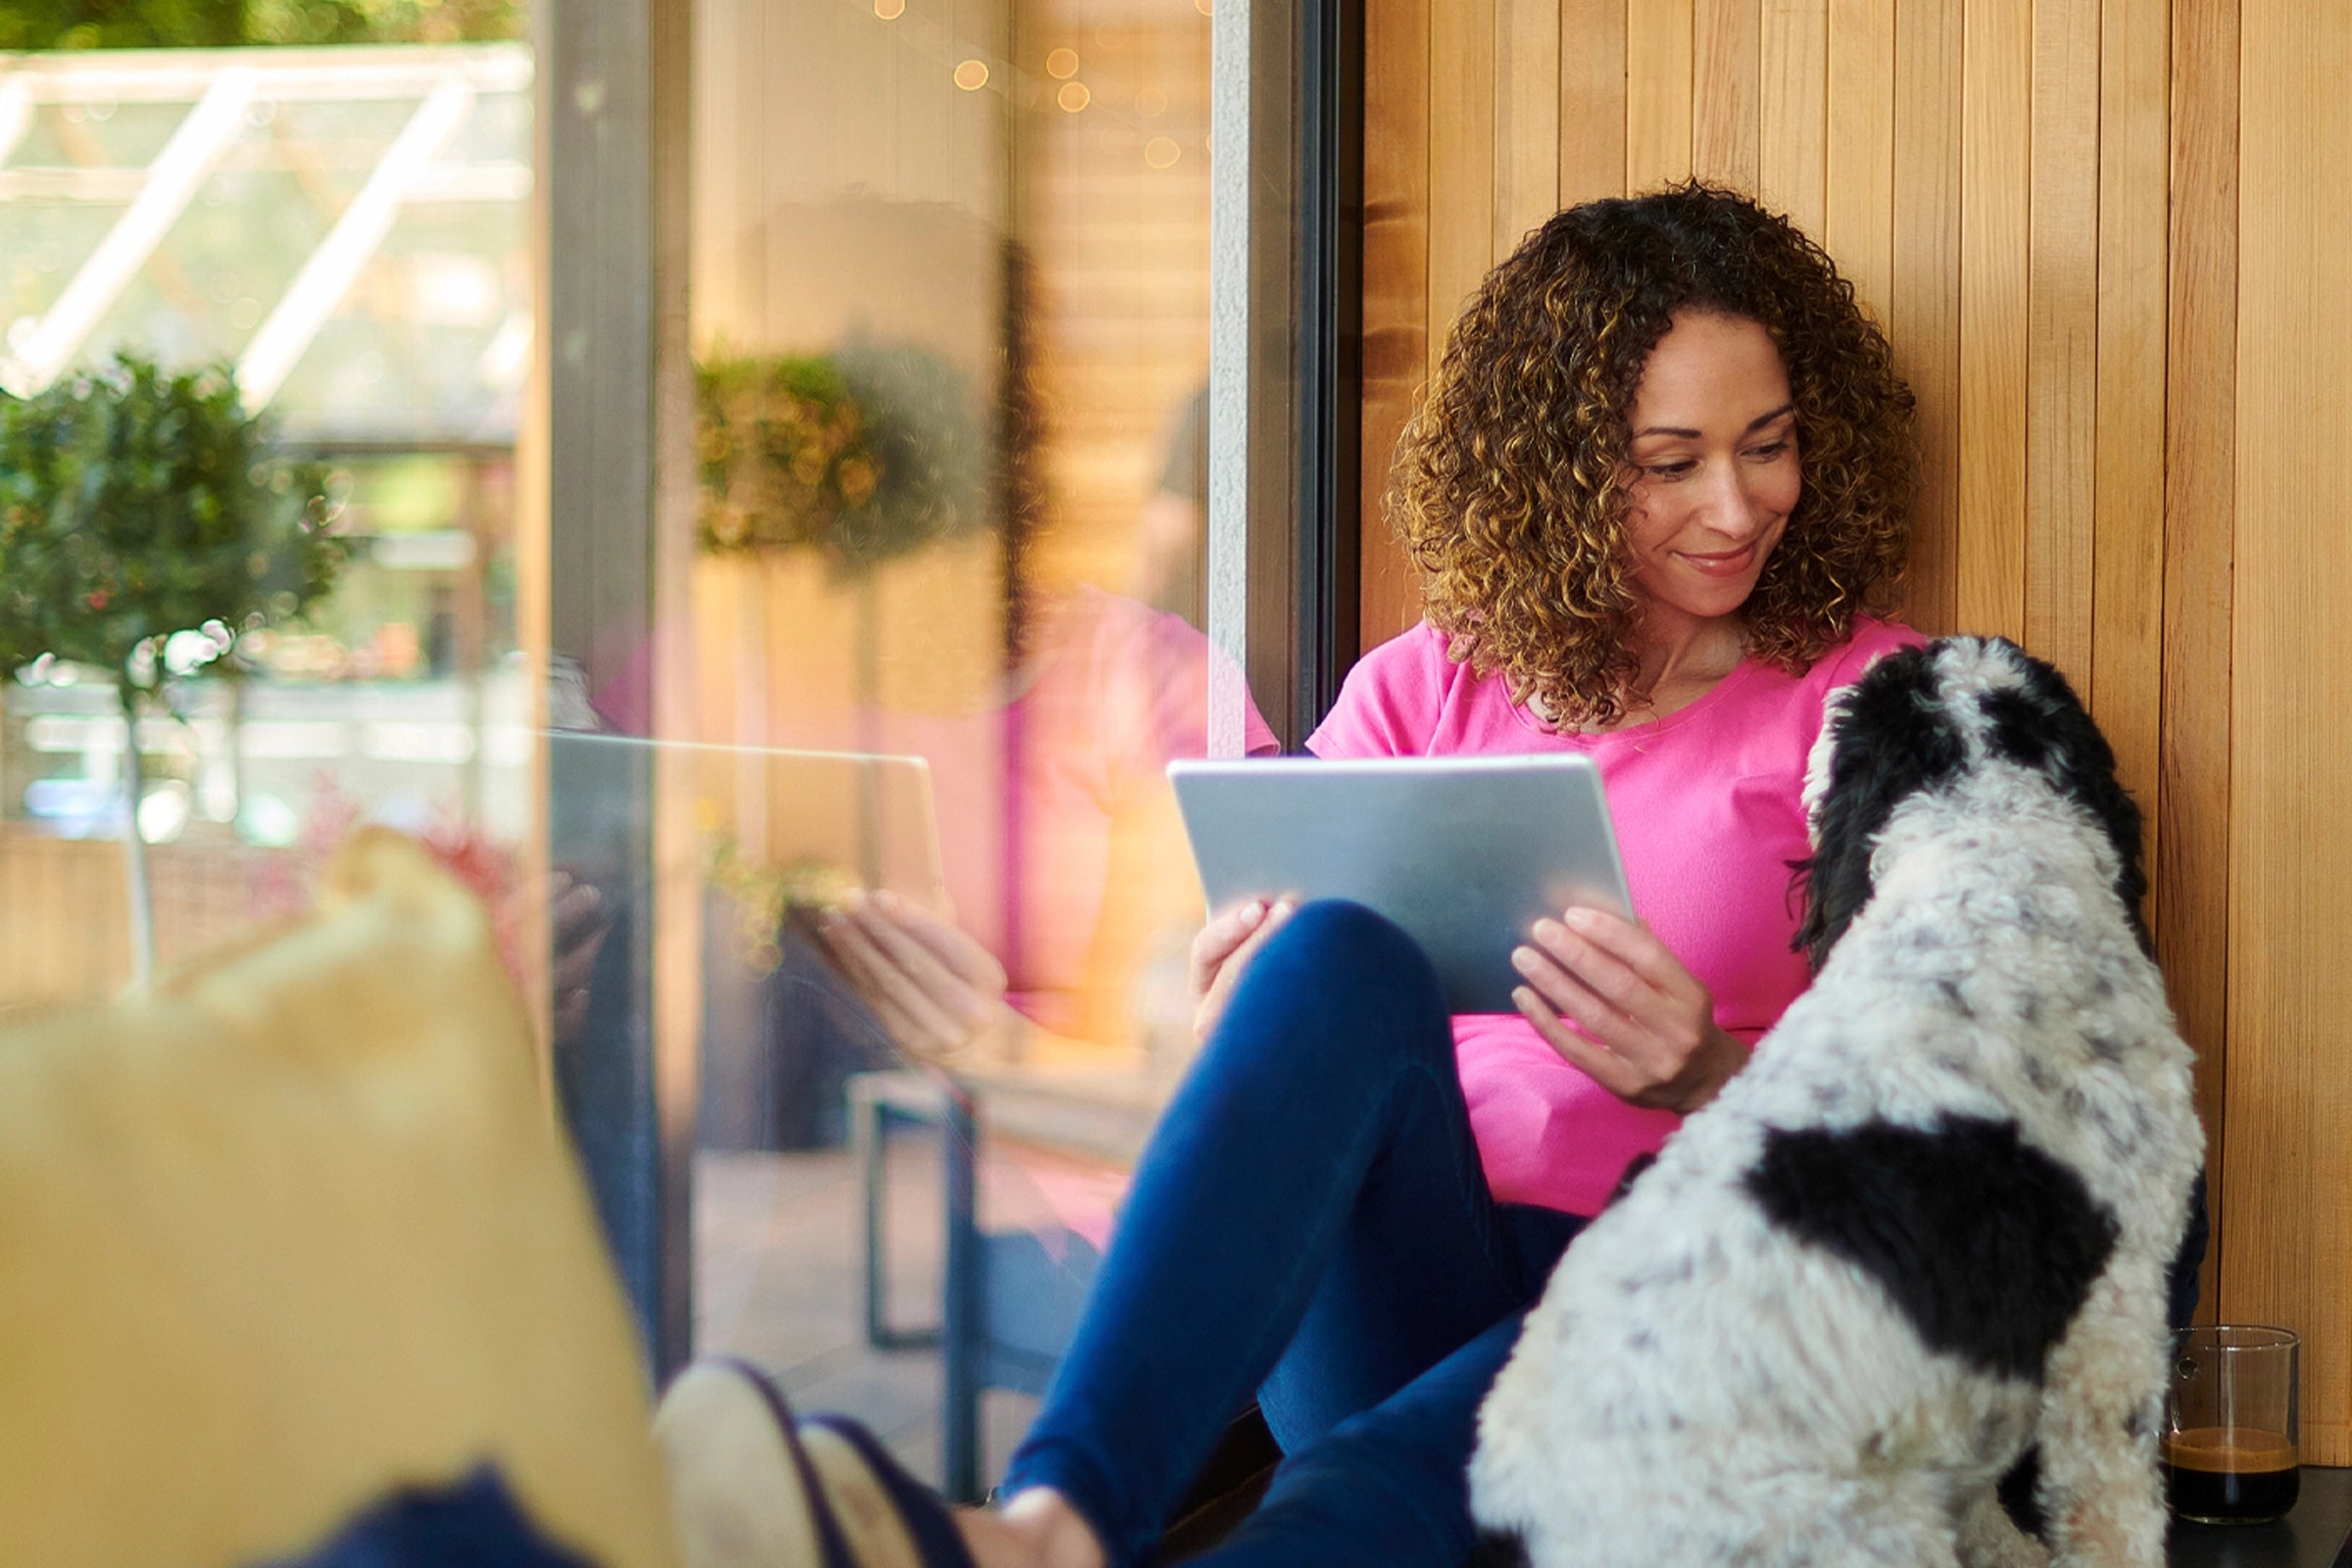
[816,889,1011,1064]
[1188,897,1296,1044]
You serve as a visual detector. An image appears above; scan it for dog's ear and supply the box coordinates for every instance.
[1793,645,1966,969]
[1470,1529,1533,1568]
[1973,641,2152,954]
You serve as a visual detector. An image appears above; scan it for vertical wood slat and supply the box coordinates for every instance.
[2162,0,2236,1335]
[1358,0,1433,647]
[1822,0,1893,328]
[1558,0,1628,207]
[1428,0,1497,380]
[0,835,129,1009]
[1625,0,1695,191]
[1958,0,2030,643]
[1889,0,1962,638]
[2090,0,2169,906]
[2228,0,2352,1466]
[1692,0,1761,192]
[2023,0,2101,692]
[1757,0,1827,238]
[1494,0,1561,257]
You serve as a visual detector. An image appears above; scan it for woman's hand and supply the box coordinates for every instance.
[546,870,615,1045]
[1510,905,1746,1114]
[817,889,1012,1063]
[1188,897,1296,1044]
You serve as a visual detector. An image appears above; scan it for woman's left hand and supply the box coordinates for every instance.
[1510,906,1746,1114]
[817,889,1013,1064]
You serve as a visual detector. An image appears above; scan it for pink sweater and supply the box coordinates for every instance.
[1307,615,1925,1215]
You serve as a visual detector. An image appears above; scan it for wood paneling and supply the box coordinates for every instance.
[1496,0,1562,257]
[1557,0,1627,209]
[1757,0,1826,238]
[1625,0,1694,192]
[1361,0,2352,1446]
[2091,0,2169,894]
[0,834,129,1008]
[1888,0,1961,636]
[2230,0,2352,1467]
[2163,0,2237,1339]
[1692,0,1760,192]
[1358,0,1430,647]
[1430,0,1498,378]
[1821,0,1890,328]
[1958,0,2030,645]
[2024,0,2101,693]
[0,831,289,1013]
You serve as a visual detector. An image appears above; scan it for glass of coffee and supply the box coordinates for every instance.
[2163,1325,2301,1524]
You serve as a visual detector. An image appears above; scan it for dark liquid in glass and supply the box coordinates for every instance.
[2163,1426,2299,1523]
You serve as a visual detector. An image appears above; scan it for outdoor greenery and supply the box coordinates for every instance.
[696,353,879,558]
[0,0,520,51]
[0,353,345,695]
[694,343,992,576]
[0,352,347,979]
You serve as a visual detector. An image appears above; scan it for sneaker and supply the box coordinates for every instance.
[656,1359,977,1568]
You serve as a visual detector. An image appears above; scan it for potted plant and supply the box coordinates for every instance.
[694,339,999,870]
[0,352,347,984]
[694,341,990,575]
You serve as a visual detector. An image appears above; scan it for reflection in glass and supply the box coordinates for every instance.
[685,0,1262,1490]
[0,43,534,1009]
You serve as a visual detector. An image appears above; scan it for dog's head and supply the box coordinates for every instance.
[1793,636,2149,969]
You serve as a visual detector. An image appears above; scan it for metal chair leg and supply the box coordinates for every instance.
[941,1086,983,1502]
[850,1073,942,1351]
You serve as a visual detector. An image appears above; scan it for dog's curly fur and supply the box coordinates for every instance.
[1469,637,2204,1568]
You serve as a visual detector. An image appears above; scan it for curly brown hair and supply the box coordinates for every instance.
[1392,180,1917,728]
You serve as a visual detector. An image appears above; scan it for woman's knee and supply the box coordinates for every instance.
[1269,897,1409,960]
[1231,899,1450,1048]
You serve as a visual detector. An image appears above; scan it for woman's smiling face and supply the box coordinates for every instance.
[1619,310,1802,632]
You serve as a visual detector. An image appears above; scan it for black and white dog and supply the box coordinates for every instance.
[1469,637,2203,1568]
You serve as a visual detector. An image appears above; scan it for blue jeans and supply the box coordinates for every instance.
[998,901,1587,1568]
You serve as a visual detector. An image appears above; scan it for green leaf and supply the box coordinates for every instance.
[0,350,349,696]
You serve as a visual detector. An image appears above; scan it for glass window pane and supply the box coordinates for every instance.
[682,0,1268,1494]
[1,0,1295,1514]
[0,45,535,1020]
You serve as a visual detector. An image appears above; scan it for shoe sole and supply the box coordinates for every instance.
[656,1359,970,1568]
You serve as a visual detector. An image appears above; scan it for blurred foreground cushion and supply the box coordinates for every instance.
[0,828,679,1568]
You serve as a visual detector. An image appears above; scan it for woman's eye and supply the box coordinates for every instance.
[1745,440,1791,462]
[1644,461,1695,480]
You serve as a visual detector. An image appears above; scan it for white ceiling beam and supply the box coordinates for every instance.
[2,44,529,105]
[235,80,473,411]
[0,160,525,205]
[0,67,256,396]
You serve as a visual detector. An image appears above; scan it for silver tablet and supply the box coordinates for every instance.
[1168,754,1634,1014]
[550,733,946,909]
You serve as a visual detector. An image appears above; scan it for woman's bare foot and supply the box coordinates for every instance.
[956,1489,1107,1568]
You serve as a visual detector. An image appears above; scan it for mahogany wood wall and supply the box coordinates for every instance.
[1359,0,2352,1462]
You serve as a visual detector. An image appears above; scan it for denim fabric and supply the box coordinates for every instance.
[999,901,1587,1568]
[254,1467,598,1568]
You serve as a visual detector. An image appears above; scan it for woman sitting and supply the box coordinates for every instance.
[660,180,1925,1568]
